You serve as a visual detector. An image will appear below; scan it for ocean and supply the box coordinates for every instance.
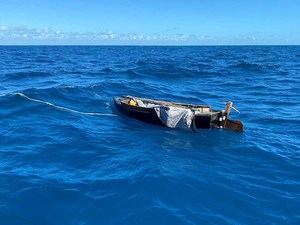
[0,46,299,225]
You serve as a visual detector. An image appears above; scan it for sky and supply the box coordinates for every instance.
[0,0,299,45]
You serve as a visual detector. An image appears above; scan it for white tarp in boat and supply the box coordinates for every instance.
[136,99,158,108]
[154,106,194,130]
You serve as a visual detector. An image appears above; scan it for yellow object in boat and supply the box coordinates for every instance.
[129,99,137,106]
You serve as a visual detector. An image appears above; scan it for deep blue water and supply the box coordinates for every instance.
[0,46,299,225]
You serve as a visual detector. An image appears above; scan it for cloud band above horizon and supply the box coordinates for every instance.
[0,25,213,45]
[0,25,293,45]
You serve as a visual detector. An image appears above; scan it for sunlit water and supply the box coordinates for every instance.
[0,46,299,225]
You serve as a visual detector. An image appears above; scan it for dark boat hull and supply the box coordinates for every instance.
[114,97,163,126]
[114,97,236,130]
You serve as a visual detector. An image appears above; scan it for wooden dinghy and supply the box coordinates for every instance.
[114,96,243,132]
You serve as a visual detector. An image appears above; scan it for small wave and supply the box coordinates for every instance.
[90,63,222,79]
[101,67,113,73]
[4,71,52,81]
[248,116,300,128]
[136,59,148,65]
[124,69,140,76]
[228,61,264,73]
[34,59,55,63]
[124,66,222,79]
[229,61,283,73]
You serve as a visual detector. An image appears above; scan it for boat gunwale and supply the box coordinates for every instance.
[123,95,211,108]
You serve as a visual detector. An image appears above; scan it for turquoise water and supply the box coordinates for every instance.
[0,46,299,224]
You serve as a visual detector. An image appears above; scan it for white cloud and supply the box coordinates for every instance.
[0,25,217,44]
[0,25,279,45]
[0,26,8,31]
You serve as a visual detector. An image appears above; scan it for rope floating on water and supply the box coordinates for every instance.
[15,92,117,117]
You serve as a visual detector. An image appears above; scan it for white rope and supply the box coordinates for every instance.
[15,92,117,117]
[231,106,240,113]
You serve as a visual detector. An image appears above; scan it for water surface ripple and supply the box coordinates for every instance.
[0,46,299,225]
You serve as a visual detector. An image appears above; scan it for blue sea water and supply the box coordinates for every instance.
[0,46,299,225]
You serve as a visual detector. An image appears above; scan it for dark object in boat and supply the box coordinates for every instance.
[114,96,243,132]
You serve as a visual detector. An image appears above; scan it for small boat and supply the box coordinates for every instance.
[114,96,243,132]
